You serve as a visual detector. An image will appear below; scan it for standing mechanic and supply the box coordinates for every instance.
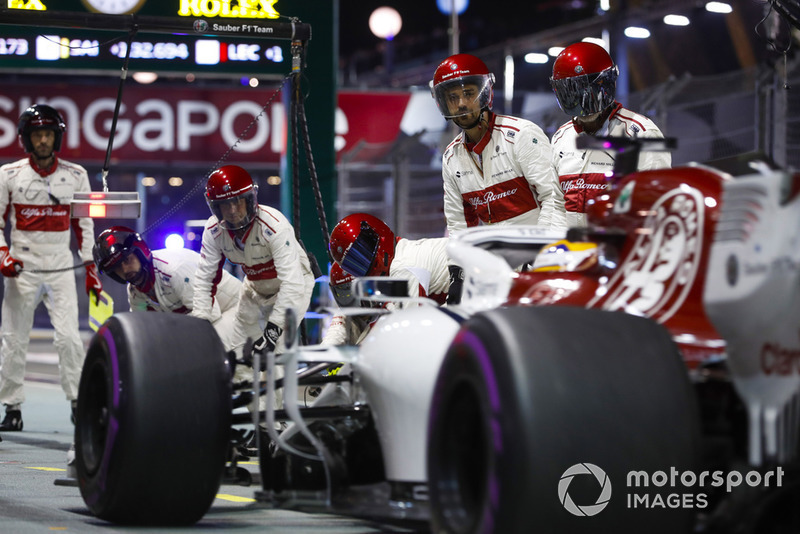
[431,53,567,236]
[92,226,255,352]
[550,42,671,227]
[192,164,315,361]
[0,104,101,432]
[328,212,452,305]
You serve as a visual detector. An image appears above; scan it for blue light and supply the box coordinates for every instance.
[165,233,185,250]
[437,0,469,15]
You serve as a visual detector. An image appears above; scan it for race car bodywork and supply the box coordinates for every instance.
[73,145,800,533]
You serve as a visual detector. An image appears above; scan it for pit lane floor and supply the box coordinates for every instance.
[0,331,427,534]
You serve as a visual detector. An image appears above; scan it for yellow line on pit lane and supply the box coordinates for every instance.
[25,467,65,472]
[215,494,257,503]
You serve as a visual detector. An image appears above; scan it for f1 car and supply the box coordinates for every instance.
[73,139,800,533]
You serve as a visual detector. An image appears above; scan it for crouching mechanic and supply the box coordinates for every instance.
[321,263,383,347]
[0,104,102,432]
[92,226,252,351]
[192,164,315,366]
[328,213,452,306]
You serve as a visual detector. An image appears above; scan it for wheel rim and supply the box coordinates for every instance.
[434,378,490,533]
[80,358,111,476]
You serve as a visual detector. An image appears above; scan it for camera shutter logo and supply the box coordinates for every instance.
[558,463,612,516]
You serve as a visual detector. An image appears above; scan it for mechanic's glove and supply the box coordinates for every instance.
[253,322,283,355]
[0,246,23,278]
[85,263,103,304]
[446,265,464,306]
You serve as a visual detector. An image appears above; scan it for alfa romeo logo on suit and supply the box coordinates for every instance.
[558,463,612,516]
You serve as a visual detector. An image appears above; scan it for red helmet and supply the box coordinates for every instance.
[550,42,618,117]
[18,104,66,153]
[93,226,155,292]
[329,213,395,277]
[205,165,258,231]
[430,53,495,119]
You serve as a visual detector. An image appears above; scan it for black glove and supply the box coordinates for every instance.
[446,265,464,305]
[253,322,283,355]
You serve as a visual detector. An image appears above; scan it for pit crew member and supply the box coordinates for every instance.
[192,165,315,360]
[321,262,382,347]
[92,226,255,351]
[550,42,671,227]
[0,104,101,431]
[431,53,567,235]
[328,212,451,305]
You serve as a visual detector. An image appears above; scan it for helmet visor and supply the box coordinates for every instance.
[432,74,494,119]
[208,191,257,231]
[341,224,380,277]
[331,281,356,308]
[551,66,618,117]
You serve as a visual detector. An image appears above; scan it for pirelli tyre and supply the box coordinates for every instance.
[75,312,232,525]
[427,306,701,534]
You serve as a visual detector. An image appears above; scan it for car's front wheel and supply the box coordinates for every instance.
[75,312,232,525]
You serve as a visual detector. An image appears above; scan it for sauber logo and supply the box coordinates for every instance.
[761,341,800,375]
[591,187,704,323]
[467,188,518,207]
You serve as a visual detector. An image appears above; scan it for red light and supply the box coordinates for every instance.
[89,204,107,218]
[89,193,105,200]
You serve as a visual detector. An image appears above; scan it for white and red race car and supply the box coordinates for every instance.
[73,139,800,533]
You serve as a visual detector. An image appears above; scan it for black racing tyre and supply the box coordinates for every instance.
[75,312,232,525]
[427,306,701,534]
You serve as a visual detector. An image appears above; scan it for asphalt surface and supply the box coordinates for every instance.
[0,331,426,534]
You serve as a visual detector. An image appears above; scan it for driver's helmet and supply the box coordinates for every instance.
[532,239,598,272]
[205,165,258,231]
[430,53,495,120]
[550,42,618,117]
[329,213,396,277]
[93,226,155,292]
[329,261,385,311]
[329,262,357,308]
[17,104,66,153]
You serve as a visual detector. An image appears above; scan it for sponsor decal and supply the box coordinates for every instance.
[761,339,800,375]
[14,203,71,231]
[242,260,277,280]
[561,177,609,192]
[466,187,518,207]
[19,206,69,218]
[613,181,635,214]
[592,186,703,323]
[178,0,279,19]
